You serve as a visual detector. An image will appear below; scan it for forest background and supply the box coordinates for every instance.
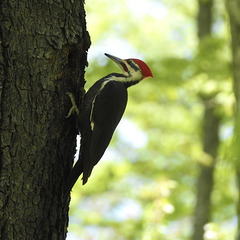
[67,0,237,240]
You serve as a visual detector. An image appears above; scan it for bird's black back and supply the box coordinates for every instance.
[82,80,128,184]
[65,76,129,193]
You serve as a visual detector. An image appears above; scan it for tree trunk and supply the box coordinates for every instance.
[192,99,220,240]
[0,1,90,239]
[227,0,240,238]
[192,0,220,239]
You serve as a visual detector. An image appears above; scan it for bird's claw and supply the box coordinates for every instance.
[65,92,80,118]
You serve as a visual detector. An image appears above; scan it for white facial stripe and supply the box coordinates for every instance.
[127,60,139,71]
[124,60,143,81]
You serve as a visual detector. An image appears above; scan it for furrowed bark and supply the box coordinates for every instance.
[0,0,90,239]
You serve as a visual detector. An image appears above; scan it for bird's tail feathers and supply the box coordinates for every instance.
[64,159,83,198]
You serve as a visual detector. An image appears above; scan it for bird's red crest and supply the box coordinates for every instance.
[131,59,153,79]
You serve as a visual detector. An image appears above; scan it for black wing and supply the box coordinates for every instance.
[82,80,128,184]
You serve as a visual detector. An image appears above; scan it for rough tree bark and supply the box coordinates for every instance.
[0,0,90,239]
[192,0,220,239]
[227,0,240,238]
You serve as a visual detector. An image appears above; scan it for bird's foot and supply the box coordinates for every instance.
[65,92,80,118]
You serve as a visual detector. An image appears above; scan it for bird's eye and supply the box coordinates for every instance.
[127,60,139,71]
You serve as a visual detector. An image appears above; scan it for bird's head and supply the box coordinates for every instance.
[105,53,153,82]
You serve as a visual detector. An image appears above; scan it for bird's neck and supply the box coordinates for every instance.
[123,80,140,88]
[106,73,140,88]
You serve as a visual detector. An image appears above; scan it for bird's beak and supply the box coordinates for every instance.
[105,53,128,73]
[105,53,123,64]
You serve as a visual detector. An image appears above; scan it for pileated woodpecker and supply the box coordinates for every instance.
[65,53,153,195]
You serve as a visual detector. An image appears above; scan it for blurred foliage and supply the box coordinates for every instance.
[67,0,236,239]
